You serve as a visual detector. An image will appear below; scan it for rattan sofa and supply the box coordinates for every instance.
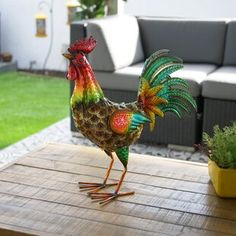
[70,16,236,147]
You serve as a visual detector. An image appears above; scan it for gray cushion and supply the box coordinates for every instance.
[95,63,143,92]
[86,15,144,71]
[202,66,236,100]
[224,21,236,65]
[172,64,217,97]
[96,63,216,97]
[138,18,226,65]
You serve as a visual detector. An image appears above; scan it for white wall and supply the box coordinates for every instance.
[124,0,236,19]
[0,0,69,71]
[1,0,236,71]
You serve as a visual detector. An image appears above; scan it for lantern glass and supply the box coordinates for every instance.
[35,13,47,37]
[67,7,77,24]
[66,0,79,24]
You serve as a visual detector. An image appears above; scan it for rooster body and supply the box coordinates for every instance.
[72,99,142,153]
[63,37,196,205]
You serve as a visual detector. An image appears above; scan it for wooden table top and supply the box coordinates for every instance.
[0,143,236,236]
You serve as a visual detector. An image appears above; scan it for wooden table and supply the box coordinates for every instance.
[0,143,236,236]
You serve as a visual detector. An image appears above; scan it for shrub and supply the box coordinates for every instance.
[203,123,236,169]
[76,0,105,20]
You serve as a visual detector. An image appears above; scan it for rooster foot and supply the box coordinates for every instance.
[89,191,135,206]
[78,182,118,193]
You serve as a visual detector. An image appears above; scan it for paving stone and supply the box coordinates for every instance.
[189,151,208,163]
[0,62,17,72]
[0,117,207,169]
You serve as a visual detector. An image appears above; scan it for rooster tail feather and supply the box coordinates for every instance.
[138,50,197,131]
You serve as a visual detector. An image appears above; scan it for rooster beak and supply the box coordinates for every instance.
[63,53,73,60]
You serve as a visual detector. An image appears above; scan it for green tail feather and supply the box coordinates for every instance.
[162,107,182,118]
[165,97,193,113]
[143,57,182,80]
[138,49,197,130]
[161,77,189,89]
[143,49,170,71]
[161,90,197,110]
[164,101,190,114]
[151,64,183,86]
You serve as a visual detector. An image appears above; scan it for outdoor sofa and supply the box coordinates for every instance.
[70,15,236,147]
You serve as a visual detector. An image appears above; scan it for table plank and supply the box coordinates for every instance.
[15,156,215,195]
[23,143,210,183]
[1,168,236,212]
[0,143,235,236]
[0,178,235,235]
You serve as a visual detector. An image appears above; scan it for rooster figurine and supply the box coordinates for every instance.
[63,36,196,205]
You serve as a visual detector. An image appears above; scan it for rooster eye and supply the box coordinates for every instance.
[79,58,84,63]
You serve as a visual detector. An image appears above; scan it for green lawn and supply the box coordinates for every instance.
[0,72,69,149]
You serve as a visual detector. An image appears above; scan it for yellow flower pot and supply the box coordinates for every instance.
[208,159,236,197]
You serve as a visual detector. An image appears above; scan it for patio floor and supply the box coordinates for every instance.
[0,62,17,72]
[0,117,207,168]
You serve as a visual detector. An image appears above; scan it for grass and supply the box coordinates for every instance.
[0,72,69,149]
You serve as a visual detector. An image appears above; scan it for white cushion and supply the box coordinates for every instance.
[96,63,217,97]
[95,63,143,92]
[172,63,217,97]
[87,15,144,71]
[202,66,236,100]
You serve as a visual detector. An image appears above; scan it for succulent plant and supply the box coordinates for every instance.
[203,123,236,169]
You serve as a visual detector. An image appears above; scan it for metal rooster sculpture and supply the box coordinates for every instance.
[63,36,196,205]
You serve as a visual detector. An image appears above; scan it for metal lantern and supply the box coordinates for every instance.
[66,0,79,24]
[35,13,47,37]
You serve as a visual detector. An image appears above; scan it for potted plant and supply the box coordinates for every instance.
[75,0,106,20]
[75,0,123,20]
[202,123,236,197]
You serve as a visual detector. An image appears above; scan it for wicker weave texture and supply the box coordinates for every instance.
[203,98,236,136]
[102,89,200,146]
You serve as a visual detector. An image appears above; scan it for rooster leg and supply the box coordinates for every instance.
[79,152,118,193]
[89,167,134,205]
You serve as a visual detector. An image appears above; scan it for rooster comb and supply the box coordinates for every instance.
[69,36,96,54]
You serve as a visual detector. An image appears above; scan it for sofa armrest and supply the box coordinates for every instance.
[72,15,144,72]
[224,21,236,66]
[70,21,87,43]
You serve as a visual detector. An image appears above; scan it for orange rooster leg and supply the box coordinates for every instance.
[79,153,118,193]
[89,168,134,206]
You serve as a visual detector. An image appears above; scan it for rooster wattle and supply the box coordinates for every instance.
[63,36,197,205]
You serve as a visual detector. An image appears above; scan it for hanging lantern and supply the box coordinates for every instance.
[35,12,47,37]
[66,0,79,24]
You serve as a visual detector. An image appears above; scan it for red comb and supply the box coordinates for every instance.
[69,36,96,54]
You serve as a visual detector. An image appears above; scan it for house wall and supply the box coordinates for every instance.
[0,0,69,71]
[0,0,235,71]
[124,0,236,19]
